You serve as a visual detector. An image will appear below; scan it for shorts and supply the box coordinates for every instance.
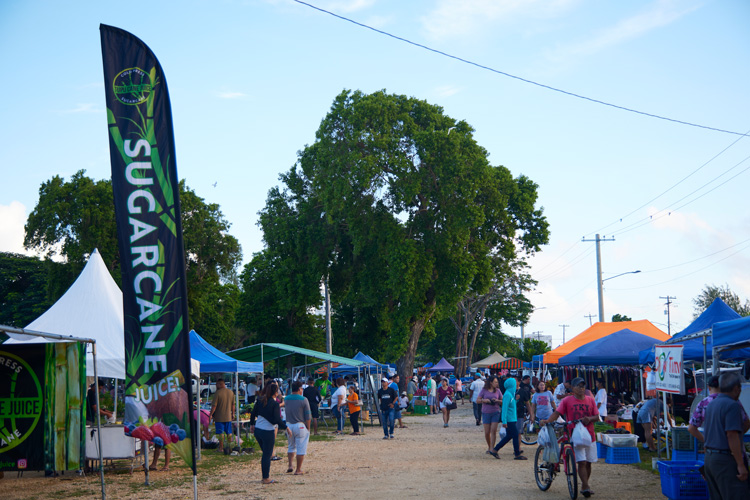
[215,421,232,435]
[287,422,310,455]
[637,410,653,424]
[573,440,598,463]
[482,412,501,424]
[309,405,320,419]
[427,396,436,406]
[456,391,463,399]
[394,409,402,419]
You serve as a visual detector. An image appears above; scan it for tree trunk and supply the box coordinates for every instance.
[466,300,489,372]
[396,308,434,392]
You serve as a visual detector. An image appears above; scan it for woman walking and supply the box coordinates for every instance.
[249,383,287,484]
[493,377,527,460]
[478,375,502,456]
[330,377,347,434]
[347,385,364,435]
[531,380,555,424]
[437,378,455,427]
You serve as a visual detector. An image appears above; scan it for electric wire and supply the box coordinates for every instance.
[292,0,745,137]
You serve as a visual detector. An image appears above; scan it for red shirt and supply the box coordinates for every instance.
[557,395,598,441]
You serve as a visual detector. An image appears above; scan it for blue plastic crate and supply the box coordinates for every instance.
[672,449,704,462]
[604,445,640,464]
[596,442,606,457]
[657,460,708,500]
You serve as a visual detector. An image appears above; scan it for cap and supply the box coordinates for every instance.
[401,391,407,396]
[571,377,586,387]
[382,378,389,382]
[474,372,481,378]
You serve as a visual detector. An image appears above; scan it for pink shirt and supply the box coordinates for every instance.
[557,395,598,441]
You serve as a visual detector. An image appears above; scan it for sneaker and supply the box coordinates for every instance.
[389,435,394,439]
[383,436,389,440]
[444,423,449,428]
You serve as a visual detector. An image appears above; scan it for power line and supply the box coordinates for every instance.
[292,0,746,137]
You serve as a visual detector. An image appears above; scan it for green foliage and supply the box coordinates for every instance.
[693,284,750,317]
[22,171,243,346]
[611,313,632,322]
[0,252,60,328]
[241,89,549,378]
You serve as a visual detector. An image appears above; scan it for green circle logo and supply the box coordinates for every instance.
[657,352,667,381]
[113,67,152,105]
[0,351,43,454]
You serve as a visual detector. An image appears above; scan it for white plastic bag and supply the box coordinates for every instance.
[499,425,507,438]
[572,422,592,447]
[538,425,550,447]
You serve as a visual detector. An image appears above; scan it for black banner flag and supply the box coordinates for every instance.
[100,24,195,471]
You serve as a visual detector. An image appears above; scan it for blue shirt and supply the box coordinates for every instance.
[704,393,744,451]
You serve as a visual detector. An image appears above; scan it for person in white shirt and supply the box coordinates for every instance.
[555,381,571,401]
[594,379,607,418]
[246,378,259,404]
[469,373,485,426]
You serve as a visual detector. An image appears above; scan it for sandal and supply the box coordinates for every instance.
[159,467,170,471]
[294,471,305,475]
[261,479,275,484]
[514,455,528,460]
[582,490,593,498]
[286,468,293,473]
[489,451,500,459]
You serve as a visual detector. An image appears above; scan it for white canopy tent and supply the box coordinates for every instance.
[6,249,125,378]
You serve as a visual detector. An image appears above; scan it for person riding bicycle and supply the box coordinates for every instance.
[541,377,599,498]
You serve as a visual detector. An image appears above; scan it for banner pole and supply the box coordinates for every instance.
[92,343,106,499]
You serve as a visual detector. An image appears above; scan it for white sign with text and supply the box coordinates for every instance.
[654,345,685,394]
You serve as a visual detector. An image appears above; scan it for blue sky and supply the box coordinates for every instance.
[1,0,749,349]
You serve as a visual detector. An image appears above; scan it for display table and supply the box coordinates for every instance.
[85,425,142,473]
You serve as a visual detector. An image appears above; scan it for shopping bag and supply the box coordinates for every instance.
[542,424,560,463]
[537,425,550,447]
[499,425,507,438]
[572,422,592,447]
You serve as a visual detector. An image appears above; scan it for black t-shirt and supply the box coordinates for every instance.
[303,385,321,408]
[86,387,97,422]
[517,383,531,417]
[377,387,398,411]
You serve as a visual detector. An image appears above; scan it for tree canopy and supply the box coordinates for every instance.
[240,89,549,383]
[693,284,750,317]
[23,170,243,348]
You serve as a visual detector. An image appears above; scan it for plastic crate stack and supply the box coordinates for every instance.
[657,460,708,500]
[600,433,640,464]
[672,427,704,462]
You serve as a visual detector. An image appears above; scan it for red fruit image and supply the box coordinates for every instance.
[146,388,189,422]
[170,433,179,443]
[130,426,155,441]
[150,421,171,444]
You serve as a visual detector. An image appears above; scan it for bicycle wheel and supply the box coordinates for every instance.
[534,445,554,491]
[521,417,538,445]
[562,444,578,500]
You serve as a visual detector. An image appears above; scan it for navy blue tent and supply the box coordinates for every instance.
[189,330,263,373]
[711,316,750,360]
[560,328,663,366]
[639,298,741,364]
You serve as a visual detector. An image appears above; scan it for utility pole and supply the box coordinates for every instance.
[532,331,543,341]
[660,295,676,336]
[584,313,596,326]
[324,275,332,354]
[582,234,615,322]
[559,324,570,344]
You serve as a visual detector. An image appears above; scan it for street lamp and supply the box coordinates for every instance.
[598,270,640,322]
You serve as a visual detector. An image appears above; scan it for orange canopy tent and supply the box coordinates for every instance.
[543,320,669,364]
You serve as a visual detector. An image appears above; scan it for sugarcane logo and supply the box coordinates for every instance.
[113,67,152,105]
[0,351,43,454]
[657,352,667,381]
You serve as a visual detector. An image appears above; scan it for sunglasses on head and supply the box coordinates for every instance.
[576,383,586,388]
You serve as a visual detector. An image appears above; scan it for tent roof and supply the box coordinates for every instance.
[227,342,364,366]
[189,330,263,373]
[428,357,454,372]
[471,351,507,368]
[332,352,387,374]
[559,328,663,366]
[6,249,125,379]
[639,298,743,364]
[489,357,524,370]
[544,320,669,364]
[712,316,750,359]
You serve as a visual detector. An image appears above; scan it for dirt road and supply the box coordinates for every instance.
[3,404,663,499]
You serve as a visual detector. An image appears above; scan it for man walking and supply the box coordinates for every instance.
[284,381,311,475]
[303,377,322,436]
[389,375,406,428]
[377,378,398,439]
[427,375,438,415]
[703,372,750,499]
[209,378,235,455]
[469,372,485,426]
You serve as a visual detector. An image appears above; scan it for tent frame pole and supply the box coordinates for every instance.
[92,343,107,497]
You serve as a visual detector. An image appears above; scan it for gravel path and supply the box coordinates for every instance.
[3,404,664,499]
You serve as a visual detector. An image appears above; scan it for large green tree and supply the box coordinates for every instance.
[23,171,243,348]
[248,90,549,385]
[693,284,750,317]
[0,252,61,329]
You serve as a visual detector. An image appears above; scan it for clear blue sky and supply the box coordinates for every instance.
[1,0,748,349]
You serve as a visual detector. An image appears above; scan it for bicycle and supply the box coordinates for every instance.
[521,410,539,445]
[534,420,579,500]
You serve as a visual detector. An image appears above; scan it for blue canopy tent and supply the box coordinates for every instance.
[639,298,741,364]
[711,315,750,361]
[560,329,663,366]
[189,330,263,373]
[331,351,388,375]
